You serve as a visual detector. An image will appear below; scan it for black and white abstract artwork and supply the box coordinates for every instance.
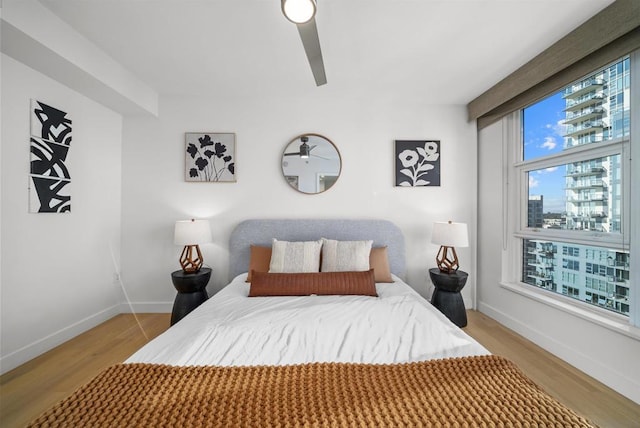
[394,140,440,187]
[30,99,72,213]
[185,133,236,182]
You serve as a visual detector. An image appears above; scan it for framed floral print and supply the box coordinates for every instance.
[394,140,440,187]
[185,132,236,182]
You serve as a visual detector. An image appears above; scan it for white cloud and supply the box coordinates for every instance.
[554,120,566,137]
[529,175,539,188]
[541,137,557,150]
[536,166,558,175]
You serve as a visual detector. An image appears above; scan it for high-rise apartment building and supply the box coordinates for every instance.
[528,195,543,228]
[524,239,630,315]
[523,57,631,316]
[563,58,628,233]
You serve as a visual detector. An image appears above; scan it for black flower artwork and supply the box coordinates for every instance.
[185,133,236,182]
[394,140,440,187]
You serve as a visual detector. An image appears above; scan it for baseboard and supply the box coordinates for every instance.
[478,301,640,405]
[119,301,172,313]
[0,304,121,375]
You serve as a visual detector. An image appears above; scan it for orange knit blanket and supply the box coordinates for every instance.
[28,355,595,427]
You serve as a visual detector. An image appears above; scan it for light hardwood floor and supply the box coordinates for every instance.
[0,313,170,428]
[464,310,640,428]
[1,310,639,427]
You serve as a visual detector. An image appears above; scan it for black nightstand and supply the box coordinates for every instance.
[429,268,468,328]
[170,267,211,325]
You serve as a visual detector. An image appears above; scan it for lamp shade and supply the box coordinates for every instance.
[281,0,316,24]
[174,219,212,246]
[431,221,469,248]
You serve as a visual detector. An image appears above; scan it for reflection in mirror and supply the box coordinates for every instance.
[282,134,341,194]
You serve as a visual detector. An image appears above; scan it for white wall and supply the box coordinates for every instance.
[0,54,124,373]
[477,119,640,404]
[120,92,478,311]
[1,0,158,115]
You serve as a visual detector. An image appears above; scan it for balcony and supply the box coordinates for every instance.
[563,107,604,125]
[565,166,606,177]
[567,199,605,206]
[527,248,546,257]
[608,260,630,268]
[564,94,603,112]
[570,210,608,217]
[565,180,605,189]
[563,78,604,98]
[564,120,604,138]
[527,275,554,289]
[530,261,554,268]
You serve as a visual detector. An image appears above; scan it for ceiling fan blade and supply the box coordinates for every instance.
[284,152,301,156]
[296,18,327,86]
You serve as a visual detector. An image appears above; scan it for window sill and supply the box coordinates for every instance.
[500,281,640,341]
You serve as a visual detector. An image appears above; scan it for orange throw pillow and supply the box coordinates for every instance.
[370,247,393,283]
[246,245,272,282]
[249,270,377,297]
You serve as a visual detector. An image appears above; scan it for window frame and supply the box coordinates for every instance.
[515,136,630,249]
[501,51,639,330]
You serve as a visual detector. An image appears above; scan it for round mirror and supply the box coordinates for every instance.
[281,133,341,194]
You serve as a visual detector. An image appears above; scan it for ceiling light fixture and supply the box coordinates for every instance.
[281,0,316,24]
[300,136,310,158]
[299,143,310,158]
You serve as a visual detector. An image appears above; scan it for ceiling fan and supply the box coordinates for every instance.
[281,0,327,86]
[284,136,329,159]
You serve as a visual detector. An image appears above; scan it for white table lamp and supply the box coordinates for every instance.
[431,221,469,273]
[174,219,211,273]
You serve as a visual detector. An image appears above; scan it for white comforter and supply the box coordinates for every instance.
[127,274,488,366]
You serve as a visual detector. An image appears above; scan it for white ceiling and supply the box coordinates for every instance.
[39,0,614,104]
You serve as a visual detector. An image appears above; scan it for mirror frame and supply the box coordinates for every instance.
[281,133,342,194]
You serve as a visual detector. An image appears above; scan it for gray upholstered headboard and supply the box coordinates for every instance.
[229,219,406,281]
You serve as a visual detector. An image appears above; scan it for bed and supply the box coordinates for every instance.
[28,219,596,427]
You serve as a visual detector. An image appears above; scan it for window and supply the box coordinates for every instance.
[510,55,636,323]
[562,259,580,271]
[563,247,580,257]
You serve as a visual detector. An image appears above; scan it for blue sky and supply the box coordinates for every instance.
[523,92,567,213]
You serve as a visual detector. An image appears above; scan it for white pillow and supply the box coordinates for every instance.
[321,238,373,272]
[269,239,322,273]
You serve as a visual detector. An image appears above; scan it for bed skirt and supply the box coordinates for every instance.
[28,355,595,427]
